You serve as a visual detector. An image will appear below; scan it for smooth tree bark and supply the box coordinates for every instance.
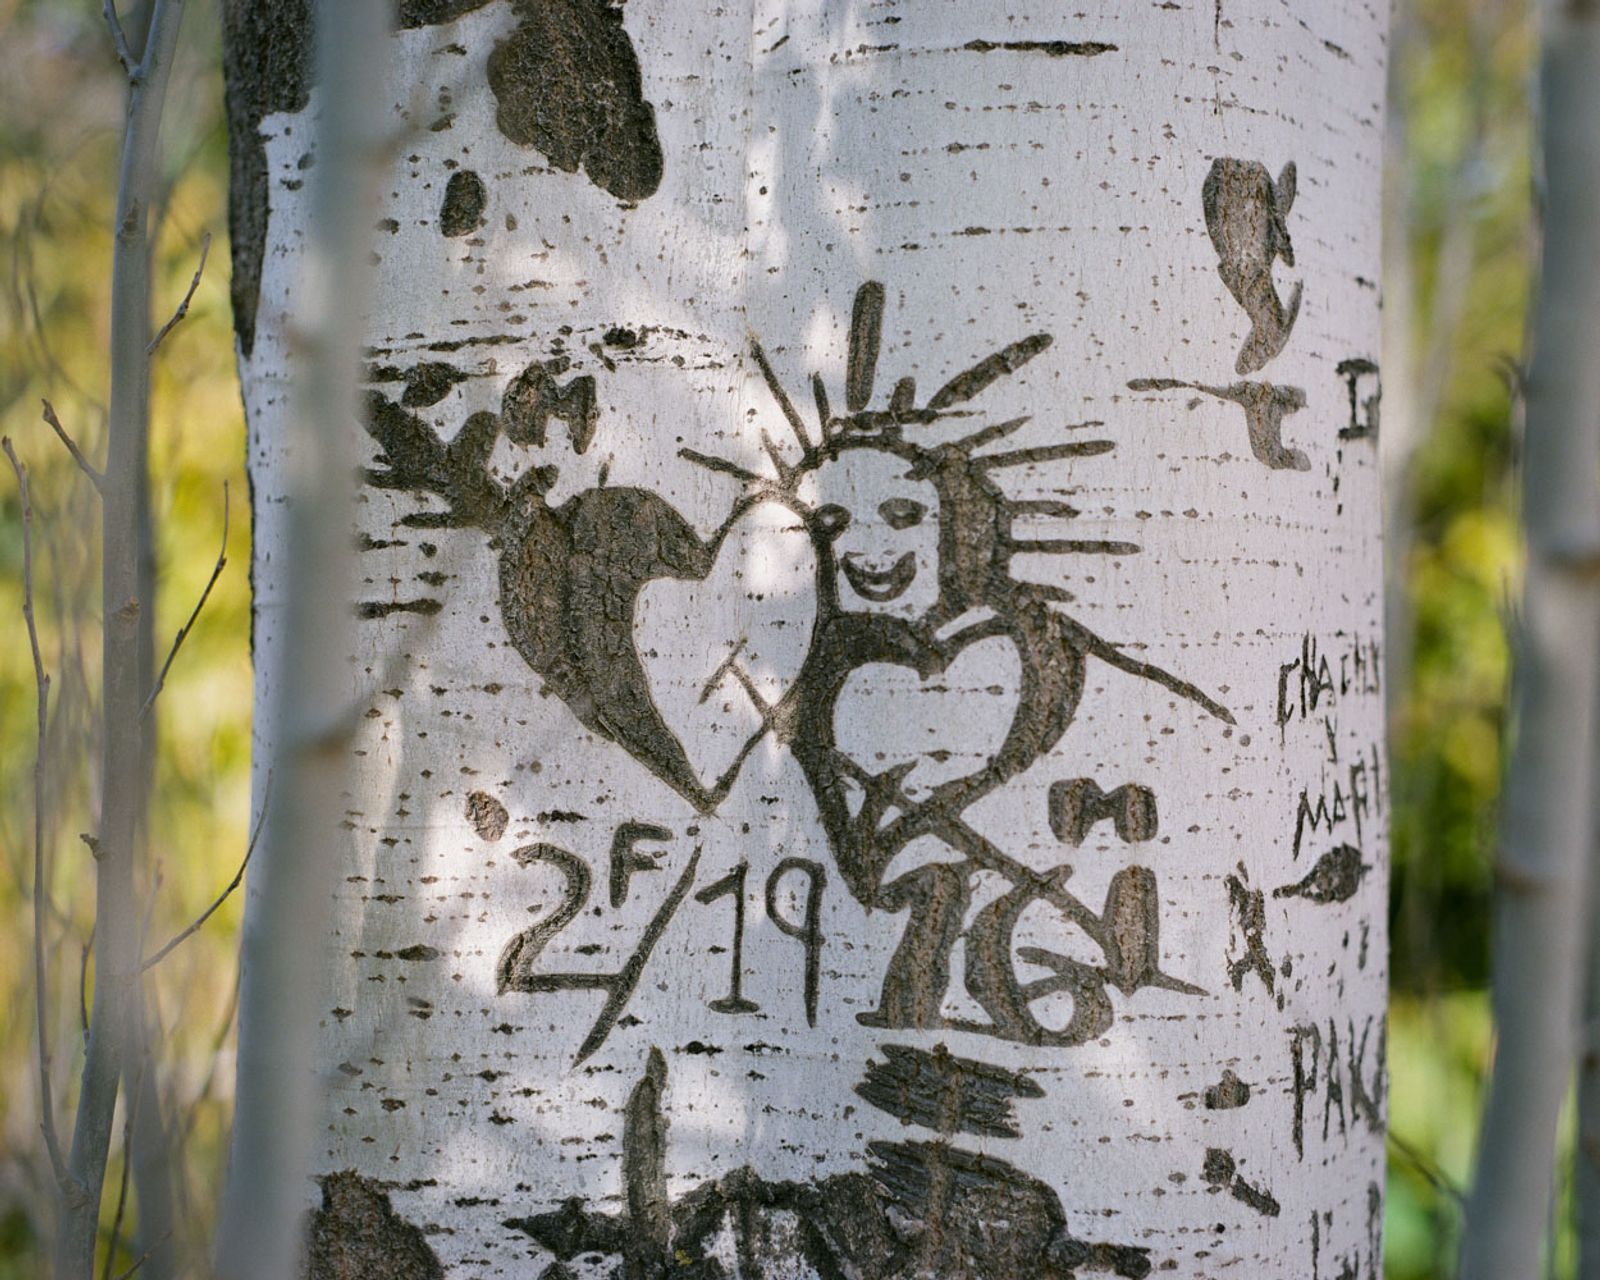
[223,2,1390,1275]
[215,1,387,1277]
[52,3,187,1276]
[1472,1,1600,1275]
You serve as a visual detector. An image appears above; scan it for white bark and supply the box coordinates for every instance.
[1463,3,1600,1275]
[217,1,387,1276]
[229,2,1390,1275]
[54,4,187,1275]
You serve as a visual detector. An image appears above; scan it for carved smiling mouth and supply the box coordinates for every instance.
[840,552,917,603]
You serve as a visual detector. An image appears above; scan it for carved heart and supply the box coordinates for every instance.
[633,501,816,797]
[833,634,1024,807]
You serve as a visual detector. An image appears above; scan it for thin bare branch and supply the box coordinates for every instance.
[142,773,268,971]
[141,481,228,718]
[19,195,109,416]
[1389,1129,1467,1209]
[80,925,94,1043]
[146,231,211,355]
[111,1232,172,1280]
[40,399,105,490]
[3,438,76,1196]
[104,0,139,79]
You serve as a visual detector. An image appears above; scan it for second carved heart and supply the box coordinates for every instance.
[363,281,1233,1043]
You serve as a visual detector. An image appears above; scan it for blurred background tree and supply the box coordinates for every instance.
[0,0,248,1273]
[0,0,1546,1274]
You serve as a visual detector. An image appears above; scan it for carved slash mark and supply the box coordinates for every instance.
[1274,843,1369,904]
[1202,158,1302,375]
[486,0,664,202]
[1048,777,1158,844]
[306,1171,443,1280]
[439,168,487,236]
[1201,1148,1281,1217]
[496,841,701,1063]
[1127,377,1309,471]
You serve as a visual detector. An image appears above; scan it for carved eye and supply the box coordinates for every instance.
[879,497,927,530]
[813,504,851,539]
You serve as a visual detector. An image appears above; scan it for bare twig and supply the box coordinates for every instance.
[1389,1129,1467,1209]
[41,400,105,491]
[142,776,268,971]
[146,232,210,355]
[111,1232,172,1280]
[3,438,77,1197]
[18,193,109,416]
[80,925,94,1043]
[141,481,228,718]
[104,0,139,79]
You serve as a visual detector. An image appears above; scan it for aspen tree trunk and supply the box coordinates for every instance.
[216,1,386,1275]
[1470,1,1600,1275]
[223,3,1390,1275]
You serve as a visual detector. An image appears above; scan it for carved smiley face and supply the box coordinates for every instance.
[801,449,940,621]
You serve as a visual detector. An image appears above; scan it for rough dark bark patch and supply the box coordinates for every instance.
[402,361,471,409]
[397,0,496,24]
[439,169,488,237]
[1203,1068,1251,1110]
[306,1170,444,1280]
[487,0,664,202]
[855,1042,1044,1138]
[466,789,510,841]
[223,0,662,356]
[221,0,312,357]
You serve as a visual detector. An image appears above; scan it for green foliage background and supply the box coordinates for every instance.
[0,0,1545,1274]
